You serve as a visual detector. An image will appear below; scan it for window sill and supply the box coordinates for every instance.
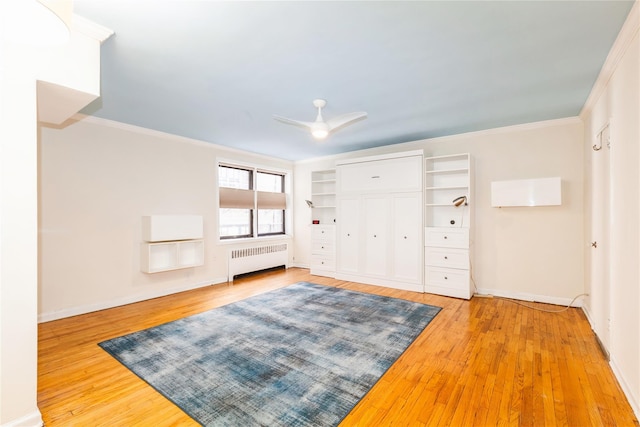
[217,234,293,245]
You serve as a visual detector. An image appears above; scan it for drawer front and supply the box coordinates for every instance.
[425,266,469,291]
[312,225,335,241]
[311,255,335,271]
[425,247,469,269]
[311,241,334,254]
[425,227,469,248]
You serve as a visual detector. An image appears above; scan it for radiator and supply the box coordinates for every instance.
[228,244,289,282]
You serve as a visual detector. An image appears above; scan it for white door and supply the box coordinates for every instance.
[337,196,360,274]
[590,124,611,355]
[363,195,389,277]
[392,193,423,284]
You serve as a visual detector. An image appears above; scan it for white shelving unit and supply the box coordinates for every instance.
[310,170,336,225]
[310,170,336,277]
[424,154,473,299]
[142,239,204,273]
[140,215,204,273]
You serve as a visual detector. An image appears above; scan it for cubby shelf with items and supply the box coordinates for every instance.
[424,154,473,299]
[310,169,336,277]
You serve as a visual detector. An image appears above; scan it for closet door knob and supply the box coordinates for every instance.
[444,256,448,260]
[444,236,448,239]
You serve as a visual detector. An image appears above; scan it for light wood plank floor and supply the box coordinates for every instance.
[39,268,638,426]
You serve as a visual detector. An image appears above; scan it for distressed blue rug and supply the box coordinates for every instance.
[99,282,441,426]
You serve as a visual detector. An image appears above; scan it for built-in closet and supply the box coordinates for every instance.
[334,151,424,293]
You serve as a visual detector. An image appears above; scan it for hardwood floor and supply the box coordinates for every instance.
[38,268,638,426]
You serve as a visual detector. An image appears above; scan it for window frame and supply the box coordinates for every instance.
[218,160,290,241]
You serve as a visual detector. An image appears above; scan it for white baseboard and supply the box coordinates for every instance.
[474,287,585,307]
[38,277,228,323]
[1,410,43,427]
[610,356,640,421]
[290,262,309,269]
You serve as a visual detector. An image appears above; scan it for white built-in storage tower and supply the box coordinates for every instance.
[424,154,473,299]
[309,170,337,277]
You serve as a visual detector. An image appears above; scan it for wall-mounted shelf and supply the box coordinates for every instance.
[141,215,204,273]
[141,239,204,273]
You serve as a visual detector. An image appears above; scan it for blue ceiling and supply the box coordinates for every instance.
[75,1,634,161]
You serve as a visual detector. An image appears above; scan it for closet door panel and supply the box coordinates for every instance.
[363,195,389,277]
[337,196,360,274]
[392,193,422,283]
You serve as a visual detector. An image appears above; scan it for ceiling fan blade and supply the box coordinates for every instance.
[273,115,315,130]
[326,111,368,131]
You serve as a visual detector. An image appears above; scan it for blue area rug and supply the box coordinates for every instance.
[99,282,441,426]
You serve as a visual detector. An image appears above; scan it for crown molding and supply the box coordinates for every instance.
[68,114,294,165]
[580,1,639,119]
[72,14,114,43]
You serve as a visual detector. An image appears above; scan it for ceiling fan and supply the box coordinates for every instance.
[274,99,367,140]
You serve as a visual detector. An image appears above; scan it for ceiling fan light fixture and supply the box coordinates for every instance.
[274,99,367,140]
[311,129,329,139]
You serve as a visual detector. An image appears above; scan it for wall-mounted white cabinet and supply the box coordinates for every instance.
[491,177,561,207]
[424,154,473,299]
[142,215,203,241]
[141,239,204,273]
[336,151,423,293]
[141,215,204,273]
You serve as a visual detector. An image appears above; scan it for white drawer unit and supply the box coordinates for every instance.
[310,224,335,277]
[424,226,472,299]
[425,247,469,270]
[425,266,470,299]
[425,227,469,249]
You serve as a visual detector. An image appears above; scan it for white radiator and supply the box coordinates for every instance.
[228,244,289,282]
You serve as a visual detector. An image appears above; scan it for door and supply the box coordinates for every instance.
[363,195,389,277]
[392,193,423,284]
[590,123,611,355]
[337,196,360,274]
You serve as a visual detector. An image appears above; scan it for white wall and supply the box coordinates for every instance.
[39,117,293,321]
[295,117,585,305]
[581,2,640,416]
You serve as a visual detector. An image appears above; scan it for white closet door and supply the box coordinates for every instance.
[363,195,389,277]
[392,193,422,284]
[337,196,360,274]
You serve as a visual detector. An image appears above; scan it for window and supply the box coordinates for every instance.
[218,163,287,240]
[257,171,285,236]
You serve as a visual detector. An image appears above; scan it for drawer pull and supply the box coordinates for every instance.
[371,175,380,179]
[444,276,448,280]
[444,236,448,239]
[404,236,407,239]
[374,234,377,238]
[444,256,448,260]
